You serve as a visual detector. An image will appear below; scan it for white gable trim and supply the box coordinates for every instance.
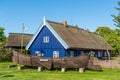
[46,21,69,49]
[25,23,44,50]
[25,19,69,50]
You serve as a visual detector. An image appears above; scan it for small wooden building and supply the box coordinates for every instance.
[6,33,33,49]
[26,18,113,58]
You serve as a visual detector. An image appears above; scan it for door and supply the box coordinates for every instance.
[53,51,59,58]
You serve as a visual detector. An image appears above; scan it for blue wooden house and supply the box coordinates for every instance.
[26,18,113,58]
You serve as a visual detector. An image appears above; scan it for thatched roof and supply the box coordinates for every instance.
[6,33,33,48]
[47,20,113,50]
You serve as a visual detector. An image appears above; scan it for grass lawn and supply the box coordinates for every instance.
[0,62,120,80]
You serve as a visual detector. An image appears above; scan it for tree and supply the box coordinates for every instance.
[94,26,120,55]
[111,2,120,36]
[0,27,6,42]
[110,1,120,55]
[0,27,12,62]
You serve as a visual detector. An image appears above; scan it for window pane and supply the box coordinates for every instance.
[70,51,74,57]
[43,36,49,43]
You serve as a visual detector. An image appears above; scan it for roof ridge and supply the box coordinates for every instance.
[9,33,33,35]
[46,20,62,25]
[46,20,95,34]
[47,20,82,29]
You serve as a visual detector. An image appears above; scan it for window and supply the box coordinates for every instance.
[35,51,41,56]
[43,36,49,43]
[104,52,107,57]
[98,51,101,57]
[53,51,59,58]
[70,51,74,57]
[81,51,84,55]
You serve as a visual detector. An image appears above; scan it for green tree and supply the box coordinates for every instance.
[0,27,12,62]
[111,2,120,36]
[94,26,120,55]
[0,27,6,42]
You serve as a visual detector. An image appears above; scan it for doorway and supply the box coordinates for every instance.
[53,51,59,58]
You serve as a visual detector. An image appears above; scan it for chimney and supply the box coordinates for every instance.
[62,21,67,26]
[86,29,89,32]
[75,24,78,28]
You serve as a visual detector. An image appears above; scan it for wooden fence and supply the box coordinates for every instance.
[94,60,120,69]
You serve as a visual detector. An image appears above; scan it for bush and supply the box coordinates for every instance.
[0,48,12,62]
[94,57,98,61]
[14,49,30,55]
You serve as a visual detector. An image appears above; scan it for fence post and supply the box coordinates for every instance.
[61,68,66,72]
[79,68,84,73]
[38,66,43,72]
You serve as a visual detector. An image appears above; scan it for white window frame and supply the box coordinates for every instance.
[53,51,59,58]
[98,51,101,57]
[70,51,74,57]
[104,52,107,57]
[43,36,49,43]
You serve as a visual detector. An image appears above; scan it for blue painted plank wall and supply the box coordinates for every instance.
[65,49,108,58]
[29,26,65,58]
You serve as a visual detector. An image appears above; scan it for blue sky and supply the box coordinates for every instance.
[0,0,119,36]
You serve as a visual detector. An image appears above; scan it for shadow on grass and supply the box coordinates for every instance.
[1,74,14,78]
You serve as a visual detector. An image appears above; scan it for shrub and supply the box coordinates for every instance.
[14,49,30,55]
[94,57,98,61]
[0,42,12,62]
[0,48,12,62]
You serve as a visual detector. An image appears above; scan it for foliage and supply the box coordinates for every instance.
[111,57,117,60]
[94,57,99,61]
[111,1,120,55]
[0,49,12,62]
[111,1,120,37]
[0,27,11,62]
[0,27,6,42]
[0,42,12,62]
[14,49,30,55]
[111,2,120,28]
[94,26,120,55]
[0,62,120,80]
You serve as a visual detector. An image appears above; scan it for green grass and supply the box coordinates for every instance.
[0,62,120,80]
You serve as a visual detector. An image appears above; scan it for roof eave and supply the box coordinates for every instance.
[68,47,113,51]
